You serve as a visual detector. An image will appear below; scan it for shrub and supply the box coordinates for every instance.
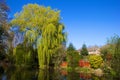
[111,38,120,79]
[60,61,68,69]
[89,55,103,69]
[75,67,92,73]
[79,60,90,67]
[67,67,73,72]
[94,68,103,77]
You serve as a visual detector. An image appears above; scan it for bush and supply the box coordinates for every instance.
[89,55,103,69]
[60,61,68,69]
[75,67,92,73]
[111,38,120,79]
[94,68,103,77]
[79,60,90,67]
[67,67,73,72]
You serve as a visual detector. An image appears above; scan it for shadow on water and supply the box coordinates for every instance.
[0,67,117,80]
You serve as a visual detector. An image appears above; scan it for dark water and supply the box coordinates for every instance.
[0,67,115,80]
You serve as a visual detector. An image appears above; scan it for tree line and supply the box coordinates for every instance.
[0,1,120,79]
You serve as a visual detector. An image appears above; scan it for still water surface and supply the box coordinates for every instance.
[0,67,114,80]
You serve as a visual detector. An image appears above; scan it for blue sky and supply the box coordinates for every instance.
[7,0,120,49]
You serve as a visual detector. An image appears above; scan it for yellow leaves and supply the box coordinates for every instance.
[89,55,103,69]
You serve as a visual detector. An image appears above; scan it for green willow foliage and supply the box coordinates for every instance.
[13,44,34,67]
[11,4,66,69]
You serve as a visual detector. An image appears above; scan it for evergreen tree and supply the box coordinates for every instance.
[80,44,88,56]
[67,43,76,51]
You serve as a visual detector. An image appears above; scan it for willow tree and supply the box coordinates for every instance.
[11,4,66,69]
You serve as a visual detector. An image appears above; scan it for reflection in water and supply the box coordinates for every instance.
[2,74,7,80]
[0,67,115,80]
[0,68,37,80]
[38,70,49,80]
[79,73,91,80]
[67,72,80,80]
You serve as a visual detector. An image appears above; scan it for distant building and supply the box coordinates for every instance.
[78,45,100,55]
[88,46,100,55]
[88,48,100,55]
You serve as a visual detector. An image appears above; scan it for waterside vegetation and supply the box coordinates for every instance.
[0,0,120,79]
